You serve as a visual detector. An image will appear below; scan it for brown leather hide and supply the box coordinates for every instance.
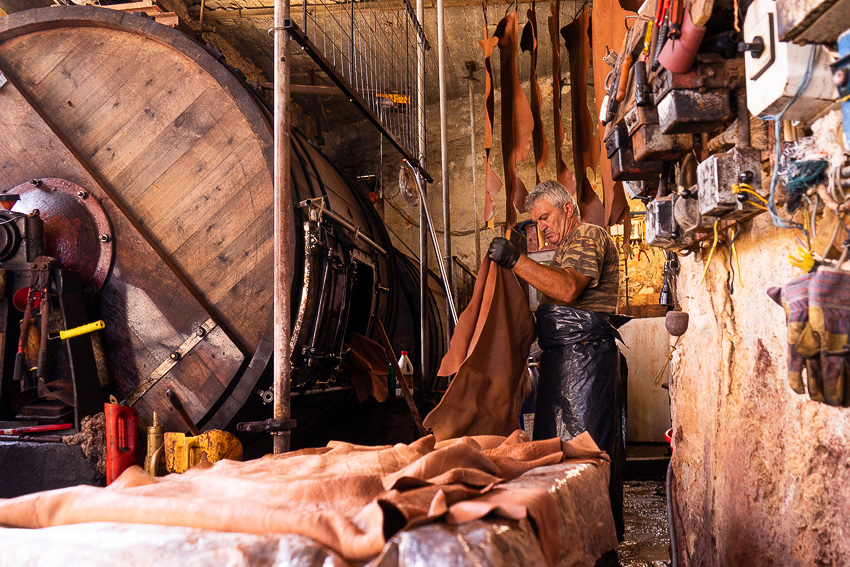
[495,11,534,229]
[591,0,634,242]
[480,28,503,224]
[548,0,578,195]
[0,430,609,566]
[424,256,536,441]
[562,6,605,227]
[521,6,549,185]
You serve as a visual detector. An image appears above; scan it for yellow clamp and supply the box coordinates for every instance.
[164,430,243,474]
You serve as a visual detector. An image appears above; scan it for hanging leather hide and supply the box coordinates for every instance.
[521,5,549,185]
[548,0,578,196]
[495,11,534,229]
[480,26,503,224]
[591,0,634,243]
[562,6,605,227]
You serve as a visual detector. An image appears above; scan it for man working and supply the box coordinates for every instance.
[488,180,625,538]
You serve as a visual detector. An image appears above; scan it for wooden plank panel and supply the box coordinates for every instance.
[25,29,125,107]
[132,126,260,240]
[158,158,271,256]
[184,205,273,305]
[85,66,208,180]
[107,92,225,205]
[126,110,255,214]
[0,29,84,89]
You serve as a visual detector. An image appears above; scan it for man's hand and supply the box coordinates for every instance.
[488,237,521,268]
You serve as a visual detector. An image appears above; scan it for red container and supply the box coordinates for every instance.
[105,402,138,484]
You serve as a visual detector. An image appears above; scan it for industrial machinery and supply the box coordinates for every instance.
[0,6,445,438]
[599,0,834,254]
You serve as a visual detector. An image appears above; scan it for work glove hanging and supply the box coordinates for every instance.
[807,267,850,406]
[768,273,823,400]
[488,237,521,268]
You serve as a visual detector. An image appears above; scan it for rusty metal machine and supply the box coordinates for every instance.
[0,6,445,448]
[601,0,780,253]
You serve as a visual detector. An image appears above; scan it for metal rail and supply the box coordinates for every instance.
[403,160,459,325]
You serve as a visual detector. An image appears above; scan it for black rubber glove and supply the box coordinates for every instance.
[488,237,521,268]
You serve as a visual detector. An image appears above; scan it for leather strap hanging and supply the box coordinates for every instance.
[521,4,549,185]
[562,5,605,227]
[548,0,578,195]
[591,0,634,245]
[495,10,534,229]
[479,23,503,225]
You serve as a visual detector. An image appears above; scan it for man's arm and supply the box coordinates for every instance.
[512,255,592,304]
[488,237,592,304]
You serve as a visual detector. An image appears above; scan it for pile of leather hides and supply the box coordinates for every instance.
[0,430,611,566]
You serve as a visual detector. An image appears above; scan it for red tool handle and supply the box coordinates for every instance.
[0,423,73,435]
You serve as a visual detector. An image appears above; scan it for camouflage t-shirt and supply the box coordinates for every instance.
[539,223,620,313]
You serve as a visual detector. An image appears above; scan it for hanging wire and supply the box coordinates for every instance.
[762,45,820,236]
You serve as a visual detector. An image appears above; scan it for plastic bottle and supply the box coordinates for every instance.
[397,351,413,397]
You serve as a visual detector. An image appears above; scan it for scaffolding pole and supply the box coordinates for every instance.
[273,0,293,455]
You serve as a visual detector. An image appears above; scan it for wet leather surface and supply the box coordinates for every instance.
[424,257,536,441]
[495,11,534,229]
[590,0,634,241]
[480,27,503,225]
[548,0,579,195]
[562,7,606,227]
[521,6,549,185]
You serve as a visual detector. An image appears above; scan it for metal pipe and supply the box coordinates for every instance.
[437,0,453,341]
[297,198,387,254]
[416,0,428,386]
[466,64,481,268]
[273,0,293,455]
[404,160,459,325]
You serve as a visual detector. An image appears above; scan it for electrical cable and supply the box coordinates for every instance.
[701,219,721,284]
[761,45,819,235]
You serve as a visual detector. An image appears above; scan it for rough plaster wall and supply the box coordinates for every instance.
[669,212,850,566]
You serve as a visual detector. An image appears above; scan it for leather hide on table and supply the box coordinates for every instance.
[0,430,608,567]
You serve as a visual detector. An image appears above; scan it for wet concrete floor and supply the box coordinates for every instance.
[617,480,671,567]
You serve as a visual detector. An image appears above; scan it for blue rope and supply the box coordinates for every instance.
[760,45,820,235]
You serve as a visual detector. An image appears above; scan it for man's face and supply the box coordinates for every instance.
[530,198,572,245]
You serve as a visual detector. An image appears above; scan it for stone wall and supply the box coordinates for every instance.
[669,211,850,566]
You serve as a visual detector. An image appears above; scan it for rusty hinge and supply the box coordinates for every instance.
[123,318,217,406]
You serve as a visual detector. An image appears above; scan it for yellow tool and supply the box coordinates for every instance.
[48,320,105,340]
[164,430,243,473]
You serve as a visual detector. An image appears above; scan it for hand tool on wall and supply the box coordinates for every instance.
[0,423,72,435]
[47,320,105,340]
[12,287,36,389]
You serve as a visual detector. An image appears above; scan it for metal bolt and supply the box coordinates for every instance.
[738,170,754,184]
[170,351,182,361]
[196,327,206,337]
[29,179,40,187]
[834,69,849,88]
[77,190,88,199]
[99,234,110,242]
